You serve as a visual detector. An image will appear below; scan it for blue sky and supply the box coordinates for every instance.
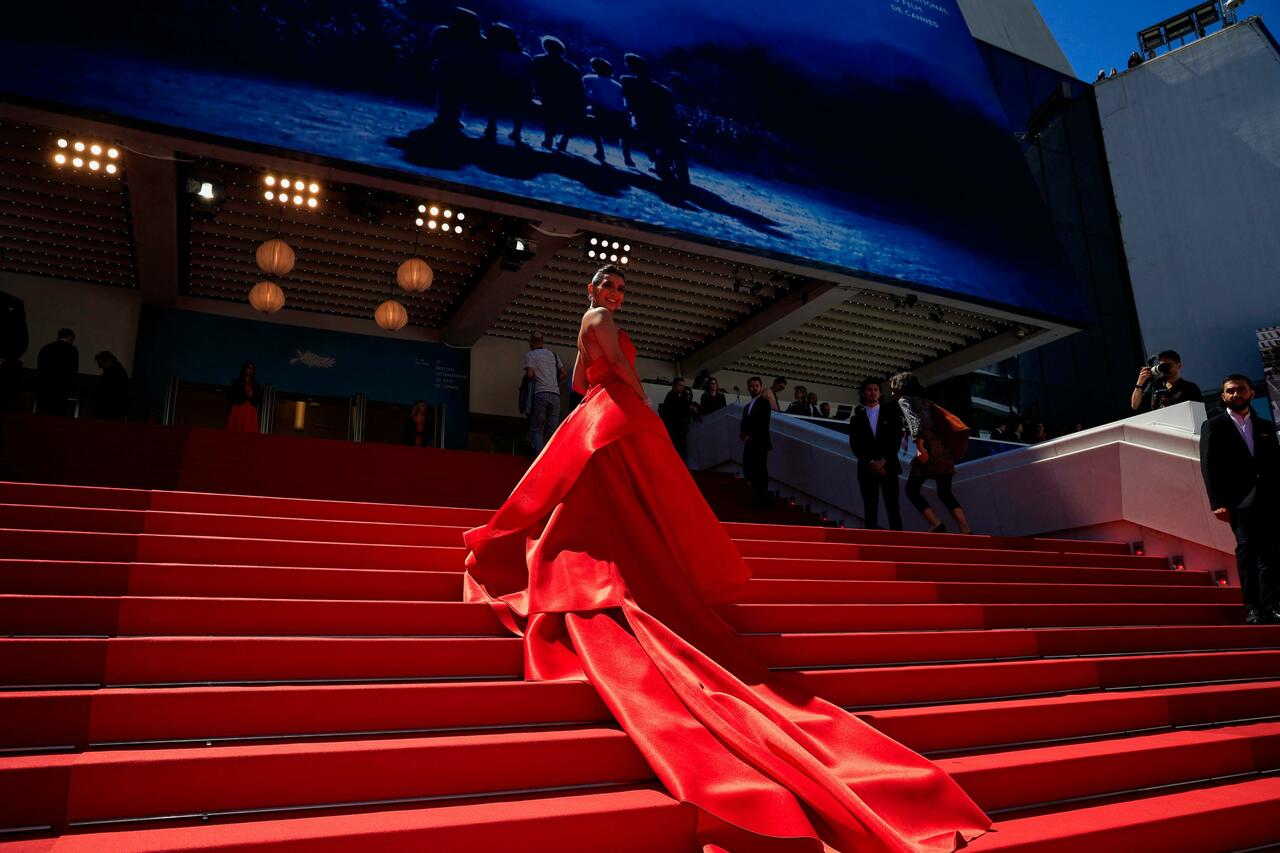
[1034,0,1280,78]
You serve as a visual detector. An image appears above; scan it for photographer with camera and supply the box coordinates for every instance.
[1130,350,1202,413]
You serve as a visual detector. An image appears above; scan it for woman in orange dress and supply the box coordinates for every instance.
[464,264,989,852]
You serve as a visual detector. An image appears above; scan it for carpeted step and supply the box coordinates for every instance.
[0,786,695,853]
[0,530,467,571]
[0,561,464,601]
[939,720,1280,814]
[734,539,1168,569]
[738,578,1235,605]
[0,636,523,688]
[864,680,1280,755]
[0,505,470,547]
[724,522,1132,555]
[0,595,504,637]
[722,602,1243,633]
[0,680,610,754]
[799,649,1280,709]
[978,775,1280,851]
[0,728,651,833]
[745,625,1280,669]
[743,556,1210,586]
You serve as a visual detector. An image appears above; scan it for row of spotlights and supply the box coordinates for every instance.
[587,236,631,265]
[264,190,319,208]
[262,174,321,209]
[416,203,466,233]
[52,138,121,175]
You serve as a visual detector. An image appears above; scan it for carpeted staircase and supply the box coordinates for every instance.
[2,453,1279,849]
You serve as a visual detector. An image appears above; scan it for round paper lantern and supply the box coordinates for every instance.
[396,257,434,293]
[248,281,286,313]
[374,299,408,331]
[255,238,295,276]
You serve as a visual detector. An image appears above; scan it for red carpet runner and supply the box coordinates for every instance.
[2,479,1279,850]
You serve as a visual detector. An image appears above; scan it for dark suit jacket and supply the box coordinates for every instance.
[1200,410,1280,511]
[740,395,772,451]
[36,339,78,397]
[849,404,903,475]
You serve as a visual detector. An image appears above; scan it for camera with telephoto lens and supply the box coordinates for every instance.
[1147,355,1171,381]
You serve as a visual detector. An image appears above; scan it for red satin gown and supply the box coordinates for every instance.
[463,330,990,852]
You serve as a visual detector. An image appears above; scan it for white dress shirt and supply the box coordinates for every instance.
[865,403,880,437]
[1229,408,1256,456]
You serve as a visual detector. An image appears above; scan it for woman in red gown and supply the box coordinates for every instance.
[464,265,989,852]
[226,361,262,433]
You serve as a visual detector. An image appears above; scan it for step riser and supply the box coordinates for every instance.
[943,726,1280,813]
[0,597,505,637]
[0,732,652,832]
[723,603,1243,633]
[0,789,697,853]
[735,540,1166,569]
[803,652,1280,709]
[724,523,1131,555]
[0,638,524,688]
[0,532,468,571]
[0,563,465,601]
[0,681,610,753]
[739,580,1233,605]
[866,683,1280,755]
[744,558,1210,586]
[747,626,1280,668]
[0,506,469,546]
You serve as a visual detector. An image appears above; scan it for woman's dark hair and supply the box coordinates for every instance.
[591,264,625,285]
[888,371,925,398]
[237,361,256,380]
[95,351,117,368]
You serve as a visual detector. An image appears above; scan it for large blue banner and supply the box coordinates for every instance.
[134,308,471,447]
[1,1,1087,323]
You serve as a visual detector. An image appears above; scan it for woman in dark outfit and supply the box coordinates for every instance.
[699,377,727,416]
[402,400,431,447]
[890,371,972,534]
[226,361,262,433]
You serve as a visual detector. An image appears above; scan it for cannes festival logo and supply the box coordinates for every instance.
[289,349,337,369]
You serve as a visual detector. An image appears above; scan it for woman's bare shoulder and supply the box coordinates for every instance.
[581,306,612,327]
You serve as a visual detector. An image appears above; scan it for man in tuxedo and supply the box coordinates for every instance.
[740,376,773,508]
[1200,374,1280,624]
[850,378,904,530]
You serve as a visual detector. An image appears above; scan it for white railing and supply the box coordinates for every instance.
[688,402,1237,576]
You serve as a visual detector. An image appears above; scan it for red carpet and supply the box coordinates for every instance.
[2,468,1279,848]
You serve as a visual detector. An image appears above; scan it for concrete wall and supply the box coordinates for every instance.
[1095,19,1280,390]
[957,0,1075,76]
[0,272,142,370]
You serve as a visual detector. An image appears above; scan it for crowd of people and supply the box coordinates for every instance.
[419,7,689,183]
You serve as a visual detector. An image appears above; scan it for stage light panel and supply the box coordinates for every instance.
[584,235,634,265]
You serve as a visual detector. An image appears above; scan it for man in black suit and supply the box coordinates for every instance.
[1200,374,1280,624]
[36,327,78,416]
[740,376,772,508]
[850,378,904,530]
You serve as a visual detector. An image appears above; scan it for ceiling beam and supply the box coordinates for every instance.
[442,225,572,346]
[124,147,180,306]
[679,278,852,376]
